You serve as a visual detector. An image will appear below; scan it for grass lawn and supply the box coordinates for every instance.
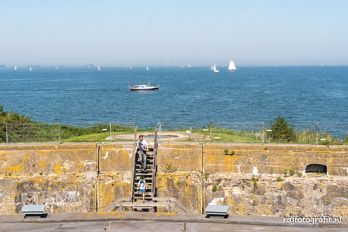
[63,132,110,142]
[189,127,259,143]
[210,132,259,143]
[63,132,131,142]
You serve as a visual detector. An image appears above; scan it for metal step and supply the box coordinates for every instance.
[135,172,153,175]
[134,197,153,200]
[134,192,152,196]
[134,183,153,187]
[135,169,154,172]
[136,163,154,166]
[134,178,153,182]
[135,165,154,168]
[135,173,153,176]
[135,169,153,172]
[137,160,153,163]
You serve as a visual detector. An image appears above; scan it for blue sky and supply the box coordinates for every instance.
[0,0,347,66]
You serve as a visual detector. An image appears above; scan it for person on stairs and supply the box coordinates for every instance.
[136,135,148,171]
[138,176,147,202]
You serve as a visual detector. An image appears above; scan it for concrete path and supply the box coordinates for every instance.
[0,212,346,231]
[0,221,346,232]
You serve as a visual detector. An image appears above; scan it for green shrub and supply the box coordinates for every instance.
[212,185,218,192]
[296,130,341,145]
[251,176,259,189]
[344,135,348,145]
[296,171,303,177]
[164,164,177,173]
[270,116,296,142]
[283,168,295,177]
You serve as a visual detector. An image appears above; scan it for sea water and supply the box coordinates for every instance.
[0,66,347,137]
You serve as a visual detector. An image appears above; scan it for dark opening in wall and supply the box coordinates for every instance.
[305,164,327,174]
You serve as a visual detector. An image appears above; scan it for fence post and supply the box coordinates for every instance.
[5,122,9,144]
[261,123,265,145]
[58,123,61,144]
[134,126,138,142]
[313,123,319,146]
[109,122,112,142]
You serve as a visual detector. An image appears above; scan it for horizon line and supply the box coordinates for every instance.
[1,64,348,68]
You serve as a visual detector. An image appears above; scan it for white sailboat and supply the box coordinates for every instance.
[146,66,149,71]
[14,66,17,71]
[29,66,32,72]
[97,65,101,71]
[228,60,237,72]
[211,64,219,73]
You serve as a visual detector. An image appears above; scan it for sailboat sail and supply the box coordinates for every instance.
[212,64,219,73]
[228,60,237,71]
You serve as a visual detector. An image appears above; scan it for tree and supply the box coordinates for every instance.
[270,116,296,142]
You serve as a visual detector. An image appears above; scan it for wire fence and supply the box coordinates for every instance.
[0,121,347,144]
[0,122,138,144]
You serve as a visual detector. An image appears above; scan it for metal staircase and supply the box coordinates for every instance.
[130,131,158,210]
[106,131,190,214]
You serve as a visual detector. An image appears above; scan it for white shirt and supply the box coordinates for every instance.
[138,179,146,190]
[137,139,148,151]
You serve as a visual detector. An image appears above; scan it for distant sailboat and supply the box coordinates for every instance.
[211,64,220,73]
[228,60,237,72]
[146,66,149,71]
[14,66,17,71]
[29,66,32,72]
[97,65,101,71]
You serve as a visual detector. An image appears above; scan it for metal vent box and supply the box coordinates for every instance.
[205,204,229,218]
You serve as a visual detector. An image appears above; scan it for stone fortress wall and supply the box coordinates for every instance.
[0,142,347,217]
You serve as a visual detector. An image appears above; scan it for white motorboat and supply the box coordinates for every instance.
[130,83,159,91]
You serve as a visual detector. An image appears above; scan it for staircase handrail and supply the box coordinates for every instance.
[152,130,158,198]
[130,140,138,202]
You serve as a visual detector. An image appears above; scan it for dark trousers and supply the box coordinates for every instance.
[137,149,147,170]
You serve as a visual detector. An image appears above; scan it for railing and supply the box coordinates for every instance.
[130,134,138,203]
[152,130,158,199]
